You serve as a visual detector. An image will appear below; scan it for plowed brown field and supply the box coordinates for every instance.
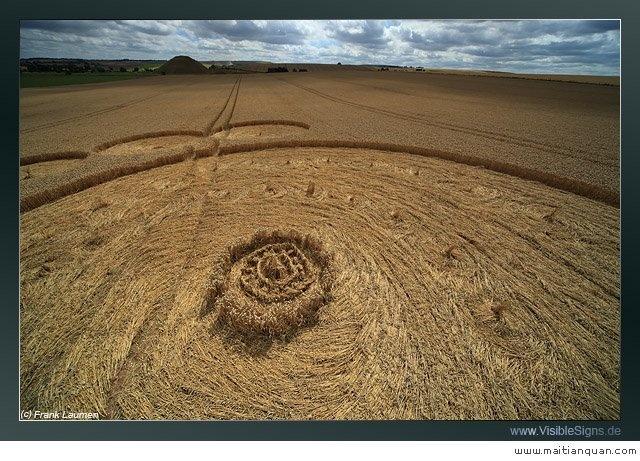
[19,71,620,420]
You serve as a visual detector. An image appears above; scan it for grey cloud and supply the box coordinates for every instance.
[400,28,501,51]
[19,20,620,75]
[396,20,619,73]
[113,20,174,36]
[21,20,108,37]
[187,20,306,45]
[328,20,387,47]
[22,20,175,37]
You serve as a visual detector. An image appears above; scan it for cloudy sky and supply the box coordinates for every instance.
[20,20,620,75]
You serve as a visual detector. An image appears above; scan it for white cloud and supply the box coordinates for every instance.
[20,19,620,75]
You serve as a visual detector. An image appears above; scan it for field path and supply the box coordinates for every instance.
[21,89,176,134]
[20,75,238,156]
[205,76,241,134]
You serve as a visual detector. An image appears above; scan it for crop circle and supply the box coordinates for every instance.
[212,230,332,337]
[236,242,316,303]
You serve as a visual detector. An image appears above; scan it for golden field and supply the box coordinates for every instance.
[19,70,620,419]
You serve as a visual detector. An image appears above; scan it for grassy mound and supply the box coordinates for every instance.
[157,56,208,74]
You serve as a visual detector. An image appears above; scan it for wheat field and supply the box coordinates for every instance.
[20,70,620,420]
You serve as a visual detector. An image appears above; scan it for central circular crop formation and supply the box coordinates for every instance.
[238,242,316,303]
[211,230,333,337]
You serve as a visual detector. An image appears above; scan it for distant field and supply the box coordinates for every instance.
[419,68,620,86]
[20,72,153,88]
[19,70,620,420]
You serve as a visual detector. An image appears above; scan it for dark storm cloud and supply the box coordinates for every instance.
[19,20,620,75]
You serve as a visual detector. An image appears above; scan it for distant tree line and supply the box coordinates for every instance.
[267,66,289,73]
[20,59,151,74]
[21,62,99,73]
